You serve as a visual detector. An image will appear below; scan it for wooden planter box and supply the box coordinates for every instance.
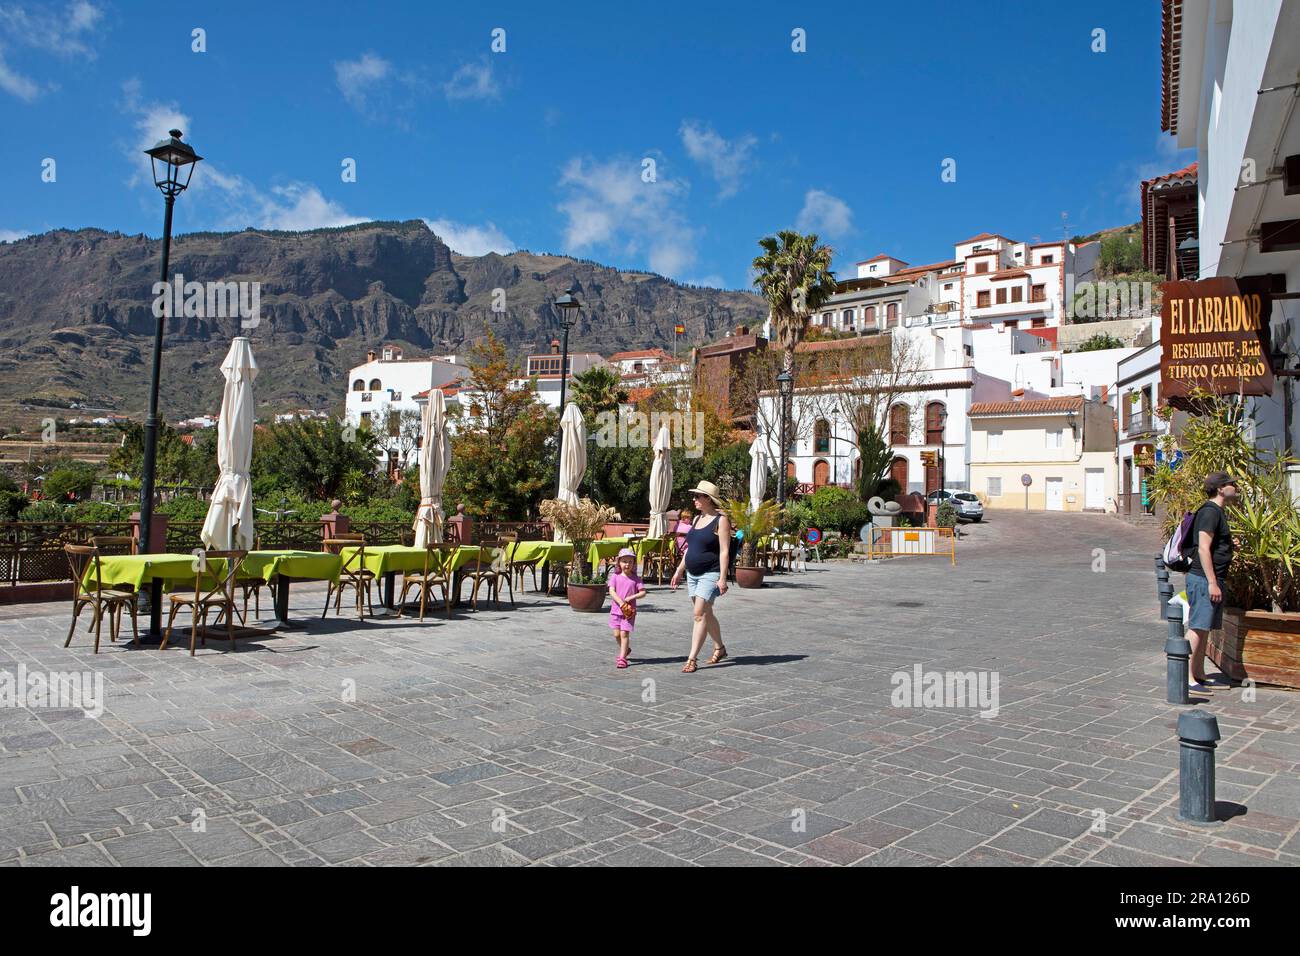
[1209,608,1300,689]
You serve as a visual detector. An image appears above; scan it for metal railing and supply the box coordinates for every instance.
[866,525,956,566]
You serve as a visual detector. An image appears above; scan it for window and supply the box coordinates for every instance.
[842,309,854,326]
[360,412,372,426]
[977,291,991,308]
[886,303,898,324]
[869,264,877,272]
[943,283,953,291]
[1040,254,1054,265]
[975,261,989,274]
[1003,320,1017,329]
[1046,428,1063,449]
[368,378,382,391]
[996,288,1007,304]
[987,429,1003,451]
[1031,317,1046,328]
[1011,286,1023,303]
[1030,284,1046,302]
[925,402,946,444]
[821,313,830,327]
[814,419,830,453]
[865,305,876,326]
[352,379,365,392]
[890,403,910,445]
[987,477,1002,497]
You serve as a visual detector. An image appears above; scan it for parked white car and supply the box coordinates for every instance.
[925,489,984,522]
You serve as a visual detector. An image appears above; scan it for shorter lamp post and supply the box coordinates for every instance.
[553,284,582,495]
[776,369,794,503]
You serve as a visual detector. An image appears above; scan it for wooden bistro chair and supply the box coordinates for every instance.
[234,532,273,624]
[500,532,542,592]
[396,542,454,622]
[63,544,139,653]
[322,536,376,620]
[160,550,247,656]
[463,537,512,610]
[645,536,676,585]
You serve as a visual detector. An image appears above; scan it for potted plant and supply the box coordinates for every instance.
[722,497,782,588]
[539,497,619,612]
[1148,391,1300,687]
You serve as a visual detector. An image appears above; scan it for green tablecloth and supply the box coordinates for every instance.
[587,536,662,568]
[88,554,199,591]
[241,550,340,583]
[505,541,574,565]
[340,544,500,579]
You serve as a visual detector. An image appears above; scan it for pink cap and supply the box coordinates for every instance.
[617,547,636,559]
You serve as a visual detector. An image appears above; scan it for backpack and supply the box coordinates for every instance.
[1162,509,1197,572]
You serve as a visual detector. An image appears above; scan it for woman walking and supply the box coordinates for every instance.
[670,481,730,673]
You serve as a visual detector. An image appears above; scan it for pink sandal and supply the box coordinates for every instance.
[616,656,628,669]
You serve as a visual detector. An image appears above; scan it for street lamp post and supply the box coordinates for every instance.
[553,284,582,495]
[139,129,202,553]
[776,369,793,503]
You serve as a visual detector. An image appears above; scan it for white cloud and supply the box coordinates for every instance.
[0,229,30,242]
[796,189,853,237]
[557,155,699,279]
[679,120,756,199]
[0,48,39,100]
[423,219,516,256]
[120,81,367,232]
[0,1,103,56]
[334,52,392,111]
[444,58,498,102]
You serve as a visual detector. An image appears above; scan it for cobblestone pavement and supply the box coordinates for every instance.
[1,512,1297,867]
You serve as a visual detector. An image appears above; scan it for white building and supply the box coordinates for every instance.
[1162,0,1300,488]
[344,344,471,474]
[515,345,608,409]
[1115,341,1171,516]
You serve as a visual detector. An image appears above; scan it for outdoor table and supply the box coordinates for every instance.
[89,553,199,643]
[587,536,661,573]
[504,540,573,592]
[238,550,341,629]
[339,544,501,611]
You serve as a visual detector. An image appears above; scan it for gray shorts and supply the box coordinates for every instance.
[1186,574,1224,631]
[686,571,721,602]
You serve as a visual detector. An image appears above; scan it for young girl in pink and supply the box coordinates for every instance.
[607,548,646,669]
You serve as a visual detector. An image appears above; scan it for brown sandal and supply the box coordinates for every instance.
[681,658,698,673]
[706,645,728,665]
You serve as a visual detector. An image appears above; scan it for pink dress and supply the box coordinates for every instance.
[608,571,642,632]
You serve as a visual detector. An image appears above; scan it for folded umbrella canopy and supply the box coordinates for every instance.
[749,435,768,513]
[648,425,672,538]
[413,389,451,547]
[201,337,258,551]
[554,402,587,541]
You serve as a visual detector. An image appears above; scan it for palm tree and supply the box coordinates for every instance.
[752,230,837,501]
[569,365,628,419]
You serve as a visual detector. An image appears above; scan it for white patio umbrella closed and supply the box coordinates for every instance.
[200,337,258,551]
[648,425,672,538]
[413,389,451,547]
[749,436,768,513]
[554,402,586,541]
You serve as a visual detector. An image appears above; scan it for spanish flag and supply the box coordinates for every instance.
[674,323,685,334]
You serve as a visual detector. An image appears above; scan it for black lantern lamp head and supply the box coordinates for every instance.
[554,284,582,328]
[145,129,202,198]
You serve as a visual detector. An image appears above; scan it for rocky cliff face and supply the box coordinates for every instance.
[0,220,766,420]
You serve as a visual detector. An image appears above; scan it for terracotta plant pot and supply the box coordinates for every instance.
[734,566,766,589]
[566,582,607,613]
[1209,607,1300,689]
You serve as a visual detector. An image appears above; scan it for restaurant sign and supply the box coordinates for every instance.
[1160,278,1273,402]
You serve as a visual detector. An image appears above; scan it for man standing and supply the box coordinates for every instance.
[1184,471,1238,691]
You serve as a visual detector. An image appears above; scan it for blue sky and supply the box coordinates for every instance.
[0,0,1194,289]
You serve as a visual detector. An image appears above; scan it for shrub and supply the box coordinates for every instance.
[19,500,66,522]
[778,499,813,539]
[936,501,958,528]
[0,490,28,521]
[157,496,210,523]
[809,486,870,536]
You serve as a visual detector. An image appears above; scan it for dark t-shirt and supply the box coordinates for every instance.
[684,514,722,575]
[1186,501,1233,580]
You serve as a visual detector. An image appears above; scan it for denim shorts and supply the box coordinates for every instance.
[1186,574,1224,631]
[686,571,721,603]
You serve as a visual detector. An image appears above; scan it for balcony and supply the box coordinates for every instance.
[1125,412,1154,436]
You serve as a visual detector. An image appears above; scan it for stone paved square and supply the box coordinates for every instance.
[1,512,1297,866]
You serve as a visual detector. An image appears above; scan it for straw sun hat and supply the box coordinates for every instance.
[687,481,722,507]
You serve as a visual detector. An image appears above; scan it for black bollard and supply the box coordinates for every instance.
[1176,711,1221,825]
[1165,600,1191,704]
[1159,580,1175,621]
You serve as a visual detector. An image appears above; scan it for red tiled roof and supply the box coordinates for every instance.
[969,395,1084,416]
[1023,327,1059,346]
[609,348,671,362]
[957,232,1011,246]
[1161,0,1184,133]
[856,253,902,264]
